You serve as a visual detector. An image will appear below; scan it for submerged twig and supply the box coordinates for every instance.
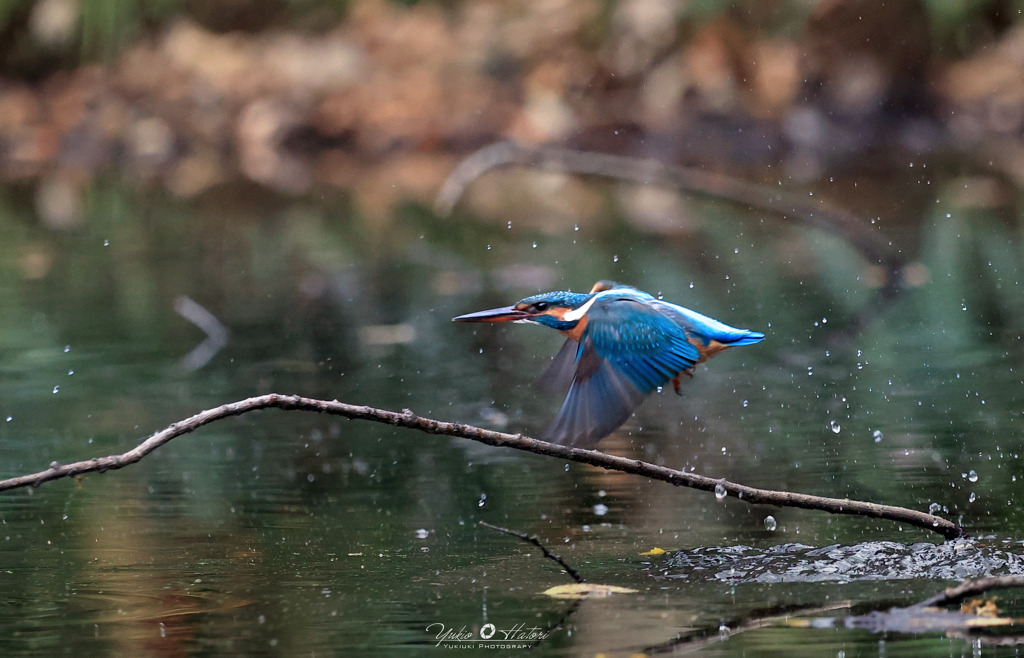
[479,520,585,583]
[914,575,1024,609]
[0,394,964,539]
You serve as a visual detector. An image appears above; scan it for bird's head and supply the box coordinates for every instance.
[453,290,594,331]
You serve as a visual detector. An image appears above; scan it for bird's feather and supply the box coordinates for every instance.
[545,296,702,447]
[587,297,700,393]
[543,337,644,447]
[650,300,765,347]
[536,337,579,396]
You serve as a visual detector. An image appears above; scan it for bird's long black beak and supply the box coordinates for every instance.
[452,305,529,322]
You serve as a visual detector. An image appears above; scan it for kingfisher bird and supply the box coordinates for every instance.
[453,281,764,448]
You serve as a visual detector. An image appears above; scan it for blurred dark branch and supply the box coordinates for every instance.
[435,141,903,277]
[0,394,963,539]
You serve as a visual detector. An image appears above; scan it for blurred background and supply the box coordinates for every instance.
[0,0,1023,655]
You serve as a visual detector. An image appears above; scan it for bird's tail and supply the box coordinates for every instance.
[722,330,765,346]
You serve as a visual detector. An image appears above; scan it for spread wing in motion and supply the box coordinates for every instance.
[544,296,701,447]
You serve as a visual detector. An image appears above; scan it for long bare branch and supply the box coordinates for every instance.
[0,394,964,540]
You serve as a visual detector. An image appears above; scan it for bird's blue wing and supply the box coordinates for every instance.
[543,339,644,447]
[536,337,578,396]
[588,299,701,394]
[544,297,700,447]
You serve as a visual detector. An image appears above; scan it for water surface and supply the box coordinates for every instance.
[0,176,1022,655]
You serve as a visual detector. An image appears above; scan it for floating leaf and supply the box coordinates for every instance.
[961,598,999,617]
[543,584,638,599]
[640,547,667,556]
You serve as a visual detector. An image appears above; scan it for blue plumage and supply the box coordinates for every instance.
[454,281,764,447]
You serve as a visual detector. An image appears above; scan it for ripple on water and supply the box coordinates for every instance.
[656,538,1024,584]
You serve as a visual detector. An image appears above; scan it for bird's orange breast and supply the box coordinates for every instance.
[545,306,588,342]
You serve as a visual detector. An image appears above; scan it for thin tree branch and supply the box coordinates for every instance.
[0,394,964,540]
[479,520,586,583]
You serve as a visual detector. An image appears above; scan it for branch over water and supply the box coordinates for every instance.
[0,394,964,540]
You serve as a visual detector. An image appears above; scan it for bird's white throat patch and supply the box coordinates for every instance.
[562,295,599,322]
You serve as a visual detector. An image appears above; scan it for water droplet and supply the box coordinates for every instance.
[5,416,11,423]
[573,224,579,231]
[67,370,74,376]
[506,221,512,229]
[829,419,841,434]
[486,244,492,250]
[52,385,60,394]
[477,493,487,507]
[872,429,883,442]
[969,491,977,503]
[415,528,429,539]
[531,241,537,249]
[612,254,619,263]
[102,239,109,247]
[593,503,609,516]
[968,469,979,483]
[718,623,730,639]
[564,463,570,472]
[928,502,941,514]
[715,483,727,500]
[63,345,70,353]
[763,515,777,531]
[688,281,694,289]
[807,366,814,376]
[742,400,749,408]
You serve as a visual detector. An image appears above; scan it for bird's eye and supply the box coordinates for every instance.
[533,302,548,312]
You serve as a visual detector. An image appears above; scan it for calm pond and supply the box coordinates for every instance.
[0,169,1022,656]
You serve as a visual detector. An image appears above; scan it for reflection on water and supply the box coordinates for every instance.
[0,176,1021,655]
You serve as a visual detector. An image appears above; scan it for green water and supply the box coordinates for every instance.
[0,176,1022,655]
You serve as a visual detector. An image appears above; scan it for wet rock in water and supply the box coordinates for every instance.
[657,538,1024,584]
